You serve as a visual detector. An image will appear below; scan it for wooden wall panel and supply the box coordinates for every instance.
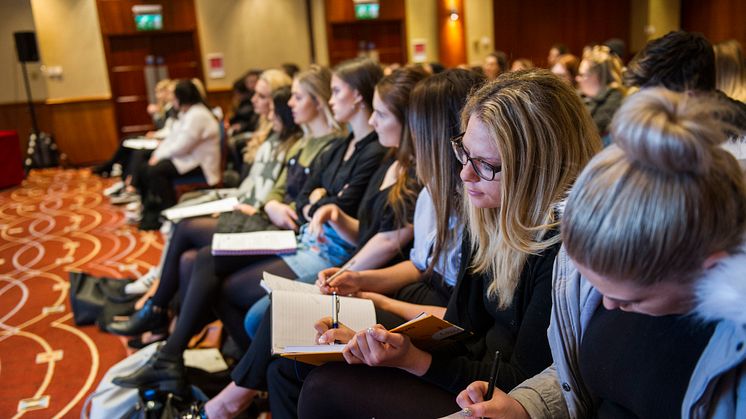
[97,0,197,35]
[0,99,118,166]
[207,88,234,121]
[326,0,405,22]
[492,0,631,67]
[0,101,53,158]
[681,0,746,46]
[438,0,466,68]
[48,99,119,166]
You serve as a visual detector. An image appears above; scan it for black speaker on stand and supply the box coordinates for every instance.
[14,31,60,170]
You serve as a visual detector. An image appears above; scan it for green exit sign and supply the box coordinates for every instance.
[355,3,380,20]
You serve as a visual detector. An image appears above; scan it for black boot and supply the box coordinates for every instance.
[107,299,168,336]
[112,349,186,391]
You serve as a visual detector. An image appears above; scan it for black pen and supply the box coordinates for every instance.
[331,292,340,344]
[484,350,501,401]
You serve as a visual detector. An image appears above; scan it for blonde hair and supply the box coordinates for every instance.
[243,69,293,164]
[462,70,601,308]
[295,65,341,134]
[715,39,746,102]
[582,45,625,94]
[563,88,746,285]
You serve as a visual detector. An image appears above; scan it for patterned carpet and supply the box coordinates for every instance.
[0,169,163,418]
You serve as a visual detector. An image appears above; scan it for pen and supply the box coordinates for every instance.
[332,292,340,344]
[484,350,501,401]
[324,258,356,285]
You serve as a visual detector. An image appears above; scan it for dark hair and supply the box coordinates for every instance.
[409,69,485,275]
[281,63,300,78]
[174,79,207,107]
[625,31,716,91]
[271,86,302,151]
[489,51,509,73]
[376,68,428,229]
[429,62,445,74]
[334,57,384,111]
[233,78,250,95]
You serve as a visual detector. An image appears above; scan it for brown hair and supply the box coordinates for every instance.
[375,67,428,228]
[409,69,486,274]
[333,57,384,111]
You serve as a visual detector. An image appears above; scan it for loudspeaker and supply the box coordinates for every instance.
[14,31,39,63]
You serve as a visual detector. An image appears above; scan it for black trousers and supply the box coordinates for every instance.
[134,159,203,224]
[151,217,218,309]
[159,249,294,357]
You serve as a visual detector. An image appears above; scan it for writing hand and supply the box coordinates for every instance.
[314,316,355,344]
[342,325,430,375]
[456,381,530,419]
[316,267,361,295]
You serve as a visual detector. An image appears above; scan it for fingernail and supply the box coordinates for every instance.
[367,327,374,335]
[318,336,327,343]
[460,407,473,417]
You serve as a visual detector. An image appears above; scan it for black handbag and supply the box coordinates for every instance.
[68,271,138,326]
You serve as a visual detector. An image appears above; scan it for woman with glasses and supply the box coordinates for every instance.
[455,88,746,419]
[296,69,601,418]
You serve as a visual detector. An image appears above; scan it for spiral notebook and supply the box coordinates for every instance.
[211,230,297,256]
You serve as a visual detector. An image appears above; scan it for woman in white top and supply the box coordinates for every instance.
[136,79,220,230]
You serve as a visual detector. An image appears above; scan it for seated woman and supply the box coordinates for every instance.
[108,68,337,335]
[576,45,625,142]
[196,67,427,418]
[132,79,221,230]
[223,68,485,419]
[110,58,388,390]
[455,89,746,418]
[309,69,485,329]
[296,70,601,419]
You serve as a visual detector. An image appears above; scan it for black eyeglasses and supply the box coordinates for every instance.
[450,132,502,181]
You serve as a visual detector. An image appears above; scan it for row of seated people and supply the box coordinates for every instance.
[96,30,745,418]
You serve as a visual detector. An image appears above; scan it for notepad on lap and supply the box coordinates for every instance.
[260,272,320,295]
[272,290,375,365]
[122,137,160,150]
[211,230,297,256]
[162,197,239,221]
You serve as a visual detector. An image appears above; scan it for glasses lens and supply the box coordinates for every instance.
[472,160,492,180]
[451,141,467,164]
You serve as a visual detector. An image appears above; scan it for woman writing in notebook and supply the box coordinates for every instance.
[297,70,601,418]
[455,89,746,418]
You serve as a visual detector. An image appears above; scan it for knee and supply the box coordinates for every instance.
[179,249,198,280]
[297,365,344,417]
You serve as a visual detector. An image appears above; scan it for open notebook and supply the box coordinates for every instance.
[211,230,297,256]
[266,273,469,366]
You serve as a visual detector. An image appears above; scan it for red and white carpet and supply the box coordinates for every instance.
[0,169,163,417]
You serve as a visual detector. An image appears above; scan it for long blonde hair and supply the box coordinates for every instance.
[563,88,746,285]
[462,70,600,308]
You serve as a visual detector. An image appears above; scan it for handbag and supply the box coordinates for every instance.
[68,271,138,326]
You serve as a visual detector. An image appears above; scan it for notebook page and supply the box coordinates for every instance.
[271,290,375,354]
[260,272,320,295]
[212,230,296,252]
[162,197,239,220]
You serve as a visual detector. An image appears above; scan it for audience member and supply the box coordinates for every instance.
[510,58,534,72]
[625,31,746,133]
[456,87,746,419]
[281,62,300,78]
[577,45,625,139]
[133,79,220,230]
[547,43,569,67]
[483,51,508,80]
[297,69,601,418]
